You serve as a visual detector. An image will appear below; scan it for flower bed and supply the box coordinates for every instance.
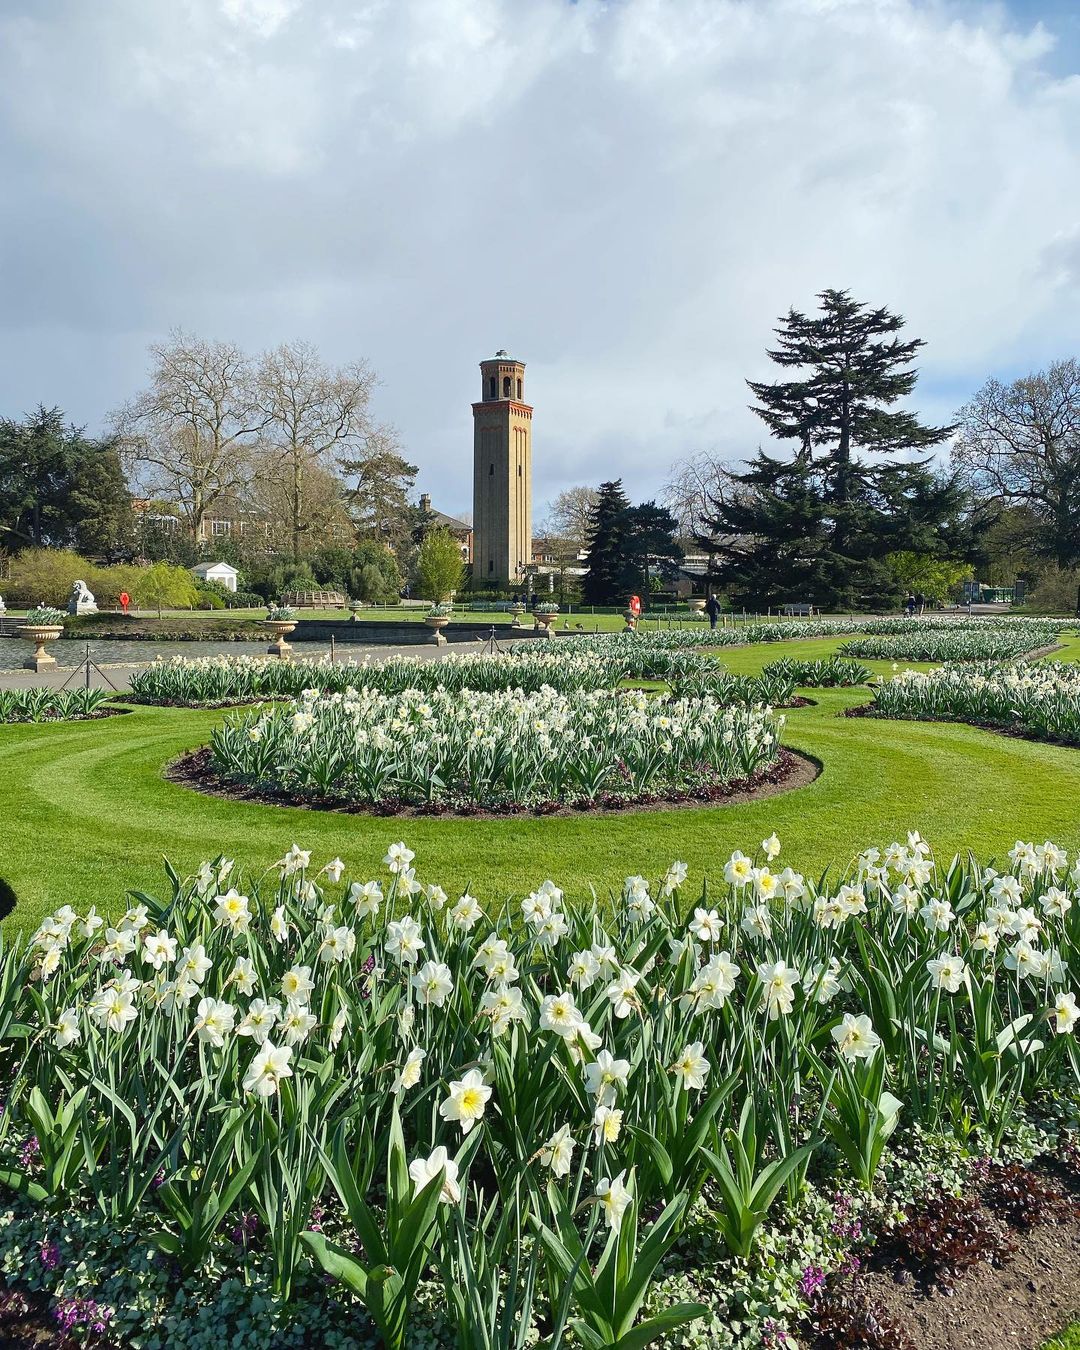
[3,833,1080,1347]
[840,619,1063,663]
[867,660,1080,747]
[0,688,115,724]
[208,687,782,808]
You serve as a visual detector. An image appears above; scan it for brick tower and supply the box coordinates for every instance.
[472,350,532,588]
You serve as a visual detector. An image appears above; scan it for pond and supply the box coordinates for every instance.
[0,639,284,671]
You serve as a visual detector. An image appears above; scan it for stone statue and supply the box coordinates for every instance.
[0,594,6,614]
[68,579,98,616]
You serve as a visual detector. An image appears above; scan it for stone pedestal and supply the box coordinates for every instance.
[17,625,63,671]
[266,621,297,658]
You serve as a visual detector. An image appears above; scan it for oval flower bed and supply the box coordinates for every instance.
[3,834,1080,1347]
[206,686,783,811]
[840,619,1062,664]
[0,688,116,724]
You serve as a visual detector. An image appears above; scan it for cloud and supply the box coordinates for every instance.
[0,0,1077,517]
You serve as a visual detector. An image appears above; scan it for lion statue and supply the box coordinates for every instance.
[67,579,98,616]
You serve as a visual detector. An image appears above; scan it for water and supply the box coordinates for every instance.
[0,638,282,671]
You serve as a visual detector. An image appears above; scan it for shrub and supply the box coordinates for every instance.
[6,547,89,607]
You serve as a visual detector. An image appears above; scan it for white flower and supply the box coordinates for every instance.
[831,1012,881,1061]
[480,986,529,1036]
[193,997,236,1048]
[662,860,689,894]
[1052,991,1080,1034]
[671,1041,710,1089]
[424,883,447,911]
[592,1104,623,1146]
[230,956,257,995]
[568,949,602,989]
[394,1045,426,1092]
[141,930,177,972]
[384,841,415,875]
[439,1068,492,1135]
[724,851,753,887]
[740,904,773,941]
[53,1007,80,1049]
[1042,887,1071,920]
[79,907,104,940]
[328,1007,349,1050]
[684,951,740,1011]
[280,998,318,1046]
[605,968,641,1019]
[409,1146,460,1203]
[449,893,482,930]
[971,922,999,953]
[386,916,425,965]
[539,1124,575,1178]
[757,960,800,1019]
[158,976,200,1014]
[349,881,383,919]
[584,1050,631,1106]
[280,843,311,875]
[318,925,356,964]
[178,943,212,984]
[927,954,967,993]
[324,857,345,883]
[919,898,954,933]
[808,958,843,1004]
[539,991,585,1039]
[762,833,781,860]
[243,1040,293,1097]
[237,998,281,1043]
[213,889,251,932]
[534,911,569,948]
[1003,941,1048,981]
[411,960,454,1007]
[88,986,138,1034]
[99,927,137,966]
[281,965,315,1002]
[270,906,289,944]
[689,907,723,943]
[595,1171,633,1231]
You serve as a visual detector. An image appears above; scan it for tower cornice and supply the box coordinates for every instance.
[472,401,533,417]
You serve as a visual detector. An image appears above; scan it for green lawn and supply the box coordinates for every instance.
[1044,1330,1080,1349]
[4,635,1080,934]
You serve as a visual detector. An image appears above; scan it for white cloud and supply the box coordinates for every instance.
[0,0,1077,517]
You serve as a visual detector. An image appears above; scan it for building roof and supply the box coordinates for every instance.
[430,509,471,534]
[192,561,238,577]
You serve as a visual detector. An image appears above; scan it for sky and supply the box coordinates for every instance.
[0,0,1078,524]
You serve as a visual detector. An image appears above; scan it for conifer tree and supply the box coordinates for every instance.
[697,289,968,610]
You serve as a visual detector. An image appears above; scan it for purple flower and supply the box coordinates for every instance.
[52,1296,113,1335]
[39,1239,61,1271]
[18,1136,40,1168]
[798,1264,826,1300]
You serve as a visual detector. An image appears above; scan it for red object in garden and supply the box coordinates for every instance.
[119,592,130,614]
[629,595,642,616]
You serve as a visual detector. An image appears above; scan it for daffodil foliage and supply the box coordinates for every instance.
[3,832,1080,1343]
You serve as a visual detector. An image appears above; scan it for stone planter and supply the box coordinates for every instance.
[534,610,559,637]
[510,603,525,628]
[425,615,450,646]
[623,609,639,632]
[265,620,297,658]
[16,624,64,672]
[688,598,707,615]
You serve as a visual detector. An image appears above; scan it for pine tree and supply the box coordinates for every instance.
[698,289,965,610]
[582,480,636,604]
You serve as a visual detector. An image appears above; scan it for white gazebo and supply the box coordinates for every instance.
[192,561,239,593]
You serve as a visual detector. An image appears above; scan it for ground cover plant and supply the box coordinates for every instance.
[0,689,113,724]
[3,833,1080,1347]
[207,686,782,809]
[868,661,1080,748]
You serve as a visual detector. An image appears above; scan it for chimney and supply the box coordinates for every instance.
[420,493,431,513]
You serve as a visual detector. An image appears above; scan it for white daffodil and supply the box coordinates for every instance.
[927,953,968,993]
[539,1123,576,1178]
[243,1040,293,1097]
[230,956,257,996]
[141,930,176,971]
[671,1041,710,1090]
[280,998,318,1046]
[762,833,781,860]
[88,986,138,1034]
[1052,991,1080,1034]
[439,1068,492,1135]
[605,968,641,1019]
[595,1171,633,1231]
[584,1050,631,1105]
[318,925,357,964]
[53,1007,80,1049]
[409,1146,460,1204]
[178,943,212,985]
[383,842,415,875]
[236,998,281,1044]
[281,965,316,1002]
[724,851,753,887]
[193,997,236,1048]
[213,889,251,933]
[480,986,529,1037]
[539,991,584,1039]
[449,893,482,931]
[757,959,800,1019]
[350,881,383,919]
[689,907,723,943]
[394,1045,426,1092]
[324,857,345,883]
[684,951,740,1011]
[386,917,426,965]
[831,1012,881,1061]
[592,1104,624,1146]
[411,960,454,1007]
[568,949,602,989]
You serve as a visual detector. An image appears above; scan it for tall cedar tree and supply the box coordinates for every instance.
[697,289,969,610]
[581,480,682,604]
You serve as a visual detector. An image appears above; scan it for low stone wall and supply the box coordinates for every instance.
[291,619,566,646]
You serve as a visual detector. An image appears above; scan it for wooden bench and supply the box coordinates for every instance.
[782,603,816,617]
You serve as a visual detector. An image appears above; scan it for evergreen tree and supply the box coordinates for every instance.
[582,480,635,604]
[697,290,967,610]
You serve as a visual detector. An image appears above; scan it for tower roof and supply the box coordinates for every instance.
[480,350,524,367]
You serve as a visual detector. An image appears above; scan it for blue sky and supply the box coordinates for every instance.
[0,0,1078,522]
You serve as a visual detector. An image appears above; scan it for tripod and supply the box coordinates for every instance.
[59,644,118,692]
[481,625,503,656]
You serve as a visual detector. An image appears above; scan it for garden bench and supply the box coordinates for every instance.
[782,603,816,617]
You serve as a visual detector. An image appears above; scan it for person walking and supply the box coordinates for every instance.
[705,592,721,631]
[905,592,916,617]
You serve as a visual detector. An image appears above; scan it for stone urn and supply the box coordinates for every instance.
[688,598,707,616]
[510,603,525,628]
[265,620,297,658]
[17,623,64,671]
[623,609,639,633]
[425,615,451,646]
[534,609,559,637]
[348,601,364,621]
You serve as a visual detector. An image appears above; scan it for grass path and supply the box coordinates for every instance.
[4,635,1080,931]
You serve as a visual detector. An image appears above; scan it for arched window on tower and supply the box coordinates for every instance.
[489,463,494,476]
[517,378,522,399]
[502,376,511,397]
[488,376,496,399]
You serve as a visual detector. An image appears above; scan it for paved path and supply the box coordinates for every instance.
[0,636,505,692]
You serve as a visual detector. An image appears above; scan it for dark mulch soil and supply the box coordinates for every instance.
[164,745,820,819]
[0,1288,60,1347]
[809,1165,1080,1350]
[845,703,1080,751]
[4,706,131,725]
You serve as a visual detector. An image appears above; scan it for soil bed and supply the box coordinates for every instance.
[0,706,131,726]
[846,703,1080,751]
[165,745,820,819]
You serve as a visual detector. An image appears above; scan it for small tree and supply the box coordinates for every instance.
[415,528,464,604]
[885,552,971,605]
[134,562,199,617]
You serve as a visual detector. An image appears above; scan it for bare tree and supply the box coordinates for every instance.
[539,485,599,554]
[114,331,265,542]
[662,451,741,541]
[255,340,389,560]
[953,359,1080,569]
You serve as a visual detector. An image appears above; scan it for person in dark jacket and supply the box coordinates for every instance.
[705,593,721,630]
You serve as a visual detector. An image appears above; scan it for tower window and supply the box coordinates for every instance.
[503,376,511,397]
[488,559,494,574]
[517,378,522,399]
[489,463,494,476]
[488,376,496,399]
[517,464,522,476]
